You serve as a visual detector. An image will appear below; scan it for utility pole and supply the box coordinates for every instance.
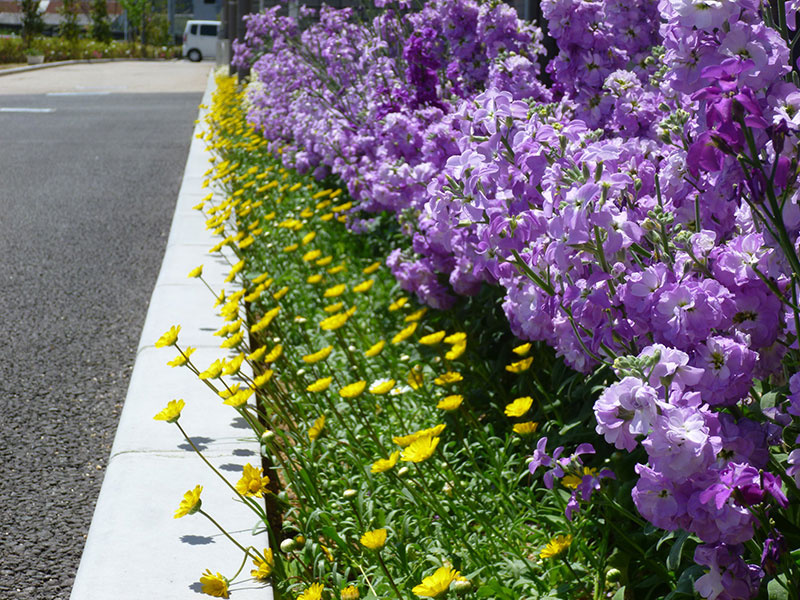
[236,0,249,81]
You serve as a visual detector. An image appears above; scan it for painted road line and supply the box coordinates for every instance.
[46,91,112,96]
[0,107,55,113]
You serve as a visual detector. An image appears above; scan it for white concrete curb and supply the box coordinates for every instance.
[70,69,272,600]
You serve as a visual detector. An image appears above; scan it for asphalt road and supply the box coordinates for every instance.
[0,62,209,599]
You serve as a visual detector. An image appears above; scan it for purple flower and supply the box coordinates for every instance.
[594,377,661,451]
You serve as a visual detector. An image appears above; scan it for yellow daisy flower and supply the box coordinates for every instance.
[412,566,460,598]
[392,322,418,344]
[235,463,270,497]
[199,570,229,598]
[316,255,333,267]
[445,342,466,361]
[504,396,534,417]
[369,379,395,395]
[407,366,424,390]
[436,395,463,411]
[247,346,266,362]
[297,583,324,600]
[320,312,349,331]
[308,415,326,441]
[324,301,344,313]
[301,231,316,245]
[222,386,253,407]
[187,265,203,278]
[512,342,532,355]
[167,346,196,367]
[360,528,387,550]
[307,274,324,284]
[302,345,333,364]
[283,243,299,253]
[371,450,401,474]
[340,585,360,600]
[364,340,385,357]
[307,376,333,393]
[327,264,346,275]
[198,359,224,380]
[388,296,408,311]
[401,435,440,463]
[222,353,244,376]
[353,279,374,293]
[153,399,185,423]
[339,381,367,398]
[433,371,463,386]
[174,485,203,518]
[273,286,289,300]
[362,261,381,275]
[540,534,572,559]
[303,249,322,262]
[404,308,427,322]
[513,421,539,435]
[393,424,446,447]
[324,283,346,298]
[506,357,533,373]
[419,331,446,345]
[155,325,181,348]
[252,369,274,388]
[443,332,466,345]
[251,548,274,580]
[264,344,283,363]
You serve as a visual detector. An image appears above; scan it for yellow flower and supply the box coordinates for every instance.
[327,264,346,275]
[339,381,367,398]
[214,319,241,337]
[369,379,395,395]
[371,450,400,474]
[199,570,229,598]
[407,366,424,390]
[324,283,346,298]
[445,342,466,361]
[340,585,360,600]
[504,396,534,417]
[443,332,466,345]
[320,212,334,222]
[187,265,203,278]
[153,399,185,423]
[251,306,280,333]
[198,359,224,380]
[253,369,274,388]
[419,331,446,345]
[316,255,333,267]
[401,435,440,463]
[433,371,463,386]
[512,342,532,355]
[235,463,270,497]
[307,274,324,284]
[248,346,266,362]
[562,467,597,489]
[283,243,299,252]
[273,286,289,300]
[222,386,253,407]
[393,424,446,447]
[303,248,322,262]
[540,534,572,559]
[362,261,381,275]
[506,357,533,373]
[303,345,333,364]
[307,376,333,392]
[412,566,460,598]
[392,322,418,344]
[436,395,463,411]
[301,231,317,245]
[264,344,283,363]
[365,340,385,357]
[167,346,196,367]
[222,353,244,375]
[360,528,387,550]
[297,583,324,600]
[308,415,326,441]
[155,325,181,348]
[320,312,349,331]
[324,301,344,313]
[388,296,408,311]
[251,548,274,580]
[220,330,244,349]
[253,272,271,285]
[513,421,539,435]
[404,308,427,322]
[353,279,374,293]
[174,485,203,518]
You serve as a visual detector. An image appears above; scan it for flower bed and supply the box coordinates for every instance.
[155,0,800,595]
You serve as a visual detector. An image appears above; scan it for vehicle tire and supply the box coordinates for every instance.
[187,49,202,62]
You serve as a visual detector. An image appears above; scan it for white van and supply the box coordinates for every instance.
[182,20,220,62]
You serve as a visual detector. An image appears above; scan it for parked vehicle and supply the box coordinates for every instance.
[182,20,219,62]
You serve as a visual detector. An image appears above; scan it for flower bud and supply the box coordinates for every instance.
[453,579,472,593]
[280,538,296,553]
[343,488,357,499]
[294,534,306,546]
[606,568,622,582]
[261,430,275,442]
[397,466,410,478]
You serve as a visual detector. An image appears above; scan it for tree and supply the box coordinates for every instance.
[59,0,82,42]
[90,0,113,42]
[19,0,44,48]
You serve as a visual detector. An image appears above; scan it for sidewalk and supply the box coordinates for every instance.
[69,69,272,600]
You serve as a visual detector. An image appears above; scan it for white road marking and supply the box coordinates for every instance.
[0,107,55,113]
[46,91,112,96]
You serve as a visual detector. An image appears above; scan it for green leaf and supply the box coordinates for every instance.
[667,529,691,572]
[768,576,790,600]
[611,586,626,600]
